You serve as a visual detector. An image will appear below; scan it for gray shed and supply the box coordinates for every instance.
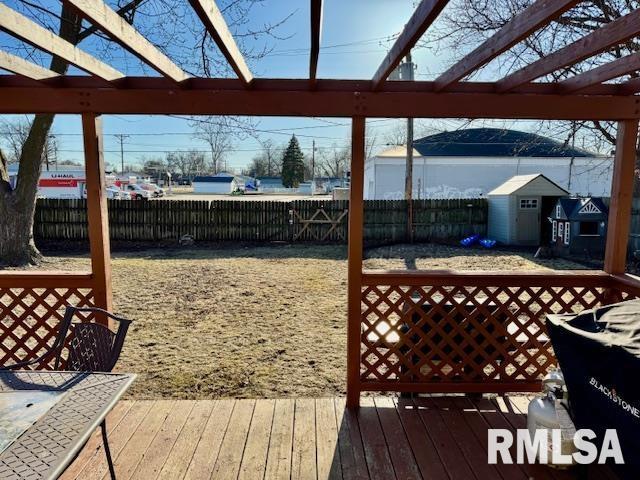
[487,174,569,246]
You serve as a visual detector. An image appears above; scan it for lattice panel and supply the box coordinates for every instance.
[0,287,95,369]
[361,282,628,389]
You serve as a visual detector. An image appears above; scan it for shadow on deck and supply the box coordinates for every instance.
[61,395,617,480]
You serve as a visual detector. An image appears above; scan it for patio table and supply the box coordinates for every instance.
[0,371,135,480]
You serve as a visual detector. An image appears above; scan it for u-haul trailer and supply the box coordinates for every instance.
[37,170,117,199]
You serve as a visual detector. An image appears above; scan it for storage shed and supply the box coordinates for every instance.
[487,174,569,246]
[192,175,239,194]
[549,197,608,256]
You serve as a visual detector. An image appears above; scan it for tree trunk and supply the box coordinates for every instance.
[0,6,81,266]
[0,193,41,266]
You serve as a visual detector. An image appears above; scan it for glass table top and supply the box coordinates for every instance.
[0,390,67,454]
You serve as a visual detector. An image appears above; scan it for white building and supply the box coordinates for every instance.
[364,128,612,200]
[192,175,239,194]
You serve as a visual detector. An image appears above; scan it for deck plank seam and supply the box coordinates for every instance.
[114,399,178,480]
[183,399,235,479]
[62,400,136,480]
[411,396,469,480]
[74,400,157,480]
[131,400,197,480]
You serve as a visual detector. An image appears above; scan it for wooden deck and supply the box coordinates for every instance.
[61,395,617,480]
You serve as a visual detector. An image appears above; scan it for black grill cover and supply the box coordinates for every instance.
[547,299,640,478]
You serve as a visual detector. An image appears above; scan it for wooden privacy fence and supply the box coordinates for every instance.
[34,198,487,244]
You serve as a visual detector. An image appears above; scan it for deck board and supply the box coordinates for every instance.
[184,399,235,480]
[414,396,477,480]
[239,399,275,479]
[264,399,295,480]
[211,399,256,480]
[157,400,215,480]
[130,400,195,479]
[291,398,317,480]
[63,396,619,480]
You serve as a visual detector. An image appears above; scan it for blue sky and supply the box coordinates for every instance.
[0,0,550,171]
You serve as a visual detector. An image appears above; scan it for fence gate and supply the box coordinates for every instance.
[290,201,349,242]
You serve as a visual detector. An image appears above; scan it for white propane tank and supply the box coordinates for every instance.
[526,368,577,468]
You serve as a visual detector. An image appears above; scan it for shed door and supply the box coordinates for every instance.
[516,197,540,245]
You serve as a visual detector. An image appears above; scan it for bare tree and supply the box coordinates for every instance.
[258,139,282,176]
[166,150,207,181]
[190,119,234,174]
[245,155,269,177]
[1,117,58,168]
[318,145,350,178]
[244,139,283,177]
[436,1,639,152]
[0,0,292,265]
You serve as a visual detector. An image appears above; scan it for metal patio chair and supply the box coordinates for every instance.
[1,306,133,479]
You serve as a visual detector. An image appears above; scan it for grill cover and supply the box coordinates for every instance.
[547,299,640,478]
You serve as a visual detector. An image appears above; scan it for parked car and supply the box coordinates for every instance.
[126,184,152,200]
[106,186,123,199]
[120,189,132,200]
[140,183,165,197]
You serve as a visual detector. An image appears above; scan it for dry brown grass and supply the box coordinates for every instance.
[17,243,590,399]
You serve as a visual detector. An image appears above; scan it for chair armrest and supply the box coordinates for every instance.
[0,344,62,371]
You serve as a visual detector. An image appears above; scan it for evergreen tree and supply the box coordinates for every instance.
[281,135,305,188]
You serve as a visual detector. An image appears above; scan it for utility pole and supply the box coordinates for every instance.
[311,139,316,185]
[404,52,415,242]
[115,134,129,173]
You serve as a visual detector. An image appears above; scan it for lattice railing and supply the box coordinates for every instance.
[0,272,95,369]
[360,270,638,393]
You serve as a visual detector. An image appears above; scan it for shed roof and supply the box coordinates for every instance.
[488,174,569,196]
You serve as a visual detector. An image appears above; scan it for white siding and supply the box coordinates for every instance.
[193,181,234,194]
[365,155,612,200]
[487,195,511,244]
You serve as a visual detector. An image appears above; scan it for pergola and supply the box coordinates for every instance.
[1,0,640,409]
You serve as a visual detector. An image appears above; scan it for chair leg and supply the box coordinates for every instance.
[101,420,117,480]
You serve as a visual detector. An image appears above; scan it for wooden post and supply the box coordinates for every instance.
[82,113,113,318]
[347,116,365,409]
[604,119,639,276]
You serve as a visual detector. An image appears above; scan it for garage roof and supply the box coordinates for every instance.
[193,176,235,183]
[413,128,593,157]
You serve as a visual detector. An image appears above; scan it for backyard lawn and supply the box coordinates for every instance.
[20,243,590,399]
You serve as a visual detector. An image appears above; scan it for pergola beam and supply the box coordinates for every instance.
[604,119,639,274]
[433,0,579,91]
[620,76,640,94]
[0,51,60,81]
[0,3,124,82]
[0,76,630,95]
[82,113,113,315]
[559,52,640,93]
[309,0,323,81]
[0,80,637,120]
[496,9,640,92]
[63,0,189,83]
[371,0,449,90]
[347,116,365,408]
[188,0,253,86]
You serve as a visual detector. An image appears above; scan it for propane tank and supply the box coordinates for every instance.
[526,368,577,468]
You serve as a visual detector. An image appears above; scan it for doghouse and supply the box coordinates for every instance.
[549,197,608,257]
